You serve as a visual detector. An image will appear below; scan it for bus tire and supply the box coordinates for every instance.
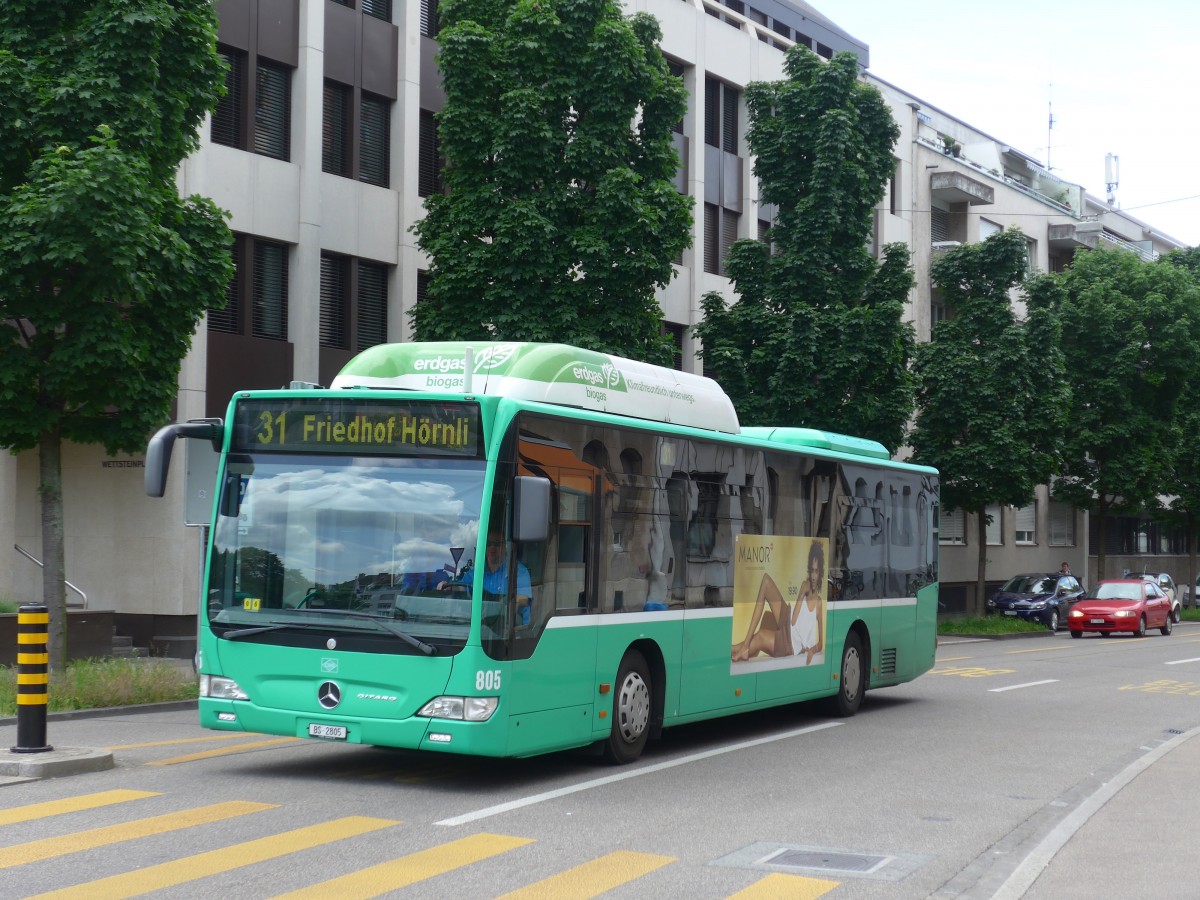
[825,631,865,717]
[604,650,651,764]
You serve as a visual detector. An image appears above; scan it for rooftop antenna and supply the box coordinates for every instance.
[1105,153,1120,206]
[1047,85,1055,170]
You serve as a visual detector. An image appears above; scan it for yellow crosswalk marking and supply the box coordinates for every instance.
[273,833,534,899]
[146,736,302,765]
[728,872,840,899]
[497,850,675,899]
[26,815,399,900]
[0,790,159,827]
[105,734,255,750]
[0,801,275,869]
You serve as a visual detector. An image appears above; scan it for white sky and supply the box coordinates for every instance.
[812,0,1200,247]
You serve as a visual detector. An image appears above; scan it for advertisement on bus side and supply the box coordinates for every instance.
[730,535,828,672]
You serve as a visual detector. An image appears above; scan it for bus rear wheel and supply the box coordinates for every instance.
[604,650,651,764]
[825,631,865,717]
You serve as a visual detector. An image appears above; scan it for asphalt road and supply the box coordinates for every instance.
[2,624,1198,898]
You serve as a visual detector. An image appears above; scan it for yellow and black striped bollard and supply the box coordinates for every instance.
[11,604,54,753]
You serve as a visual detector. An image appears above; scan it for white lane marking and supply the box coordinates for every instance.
[435,721,843,827]
[988,679,1060,693]
[1164,657,1200,665]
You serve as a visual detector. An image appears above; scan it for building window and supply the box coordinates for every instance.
[320,254,349,350]
[662,321,685,370]
[253,242,289,340]
[321,254,389,351]
[211,50,245,148]
[1015,503,1036,545]
[323,82,352,176]
[211,46,291,160]
[704,203,740,276]
[208,240,241,334]
[362,0,392,21]
[889,160,900,216]
[1049,502,1075,546]
[322,83,391,186]
[419,109,443,197]
[357,262,388,350]
[940,508,965,545]
[985,504,1002,546]
[705,77,739,154]
[209,236,289,341]
[359,93,390,187]
[254,61,290,160]
[420,0,440,38]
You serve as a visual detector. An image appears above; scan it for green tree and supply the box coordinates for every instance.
[694,48,914,452]
[1154,246,1200,603]
[1050,247,1200,579]
[0,1,232,670]
[412,0,692,365]
[909,230,1067,614]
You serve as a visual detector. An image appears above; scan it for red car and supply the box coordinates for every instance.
[1068,579,1174,638]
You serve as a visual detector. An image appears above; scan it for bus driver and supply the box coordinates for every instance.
[440,534,533,625]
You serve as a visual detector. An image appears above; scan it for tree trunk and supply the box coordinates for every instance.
[1187,516,1196,610]
[1094,500,1108,581]
[38,427,68,673]
[975,507,988,616]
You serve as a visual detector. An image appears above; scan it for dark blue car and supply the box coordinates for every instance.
[987,573,1084,631]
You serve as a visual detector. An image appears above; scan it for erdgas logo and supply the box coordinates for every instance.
[474,344,518,371]
[571,361,625,390]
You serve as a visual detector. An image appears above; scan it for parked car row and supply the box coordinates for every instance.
[988,571,1184,632]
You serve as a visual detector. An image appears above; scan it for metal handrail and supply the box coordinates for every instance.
[13,544,88,609]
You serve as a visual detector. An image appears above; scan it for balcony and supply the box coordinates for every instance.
[929,171,994,206]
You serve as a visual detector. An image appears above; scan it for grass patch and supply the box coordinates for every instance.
[0,657,198,716]
[938,615,1047,635]
[1181,607,1200,622]
[0,598,19,614]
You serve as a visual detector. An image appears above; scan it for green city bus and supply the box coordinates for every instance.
[146,342,939,763]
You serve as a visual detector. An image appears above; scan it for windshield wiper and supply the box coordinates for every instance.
[223,622,322,640]
[296,608,437,656]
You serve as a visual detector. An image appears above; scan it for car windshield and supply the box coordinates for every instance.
[206,453,487,651]
[1002,575,1056,594]
[1094,583,1142,601]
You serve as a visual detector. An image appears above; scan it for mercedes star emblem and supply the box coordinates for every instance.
[317,681,341,710]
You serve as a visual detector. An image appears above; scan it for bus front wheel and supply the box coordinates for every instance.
[604,650,651,764]
[825,631,866,717]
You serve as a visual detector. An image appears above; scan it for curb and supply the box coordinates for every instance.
[0,699,198,729]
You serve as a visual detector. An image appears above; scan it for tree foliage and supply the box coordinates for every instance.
[694,48,914,452]
[1050,247,1200,578]
[0,1,232,668]
[908,230,1067,612]
[412,0,692,365]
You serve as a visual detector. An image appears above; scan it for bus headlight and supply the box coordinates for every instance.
[200,674,250,701]
[417,696,498,722]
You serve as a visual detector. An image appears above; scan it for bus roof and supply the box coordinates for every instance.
[331,342,741,434]
[739,427,892,461]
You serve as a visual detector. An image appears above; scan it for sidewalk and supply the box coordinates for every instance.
[1008,723,1200,898]
[1,657,197,784]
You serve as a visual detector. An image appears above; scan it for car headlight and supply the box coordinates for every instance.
[1069,609,1083,618]
[417,696,498,722]
[1113,610,1132,618]
[199,674,249,701]
[1029,601,1046,609]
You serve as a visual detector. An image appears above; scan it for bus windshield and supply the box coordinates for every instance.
[206,453,487,653]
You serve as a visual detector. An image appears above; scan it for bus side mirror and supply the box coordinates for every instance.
[513,476,551,543]
[144,419,223,498]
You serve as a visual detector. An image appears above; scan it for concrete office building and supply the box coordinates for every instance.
[1,0,1188,650]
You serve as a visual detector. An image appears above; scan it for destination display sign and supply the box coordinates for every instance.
[232,398,481,457]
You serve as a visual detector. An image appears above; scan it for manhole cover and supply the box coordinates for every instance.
[765,848,891,874]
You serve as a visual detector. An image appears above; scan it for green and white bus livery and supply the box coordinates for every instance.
[146,342,939,763]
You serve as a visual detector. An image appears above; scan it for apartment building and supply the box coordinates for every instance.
[1,0,1188,644]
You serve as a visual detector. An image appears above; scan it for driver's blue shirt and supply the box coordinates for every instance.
[460,561,533,624]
